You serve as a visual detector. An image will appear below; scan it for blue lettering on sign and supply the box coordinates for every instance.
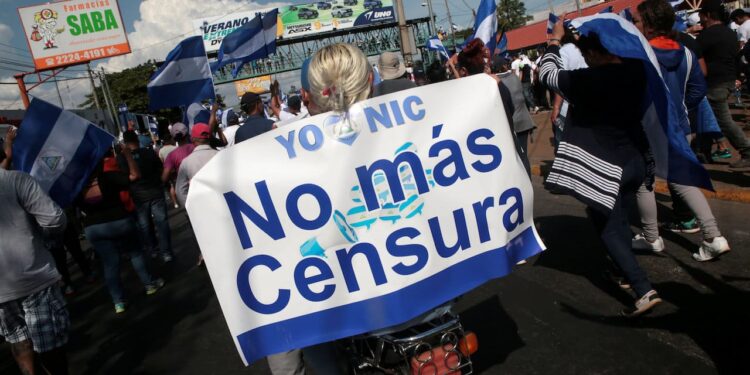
[234,187,526,314]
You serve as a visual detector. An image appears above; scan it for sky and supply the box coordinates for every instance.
[0,0,566,111]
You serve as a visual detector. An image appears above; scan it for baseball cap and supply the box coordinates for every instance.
[378,52,406,80]
[170,122,188,138]
[241,92,261,111]
[700,0,725,13]
[191,123,211,139]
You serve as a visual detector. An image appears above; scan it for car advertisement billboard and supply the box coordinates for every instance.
[279,0,396,38]
[17,0,131,70]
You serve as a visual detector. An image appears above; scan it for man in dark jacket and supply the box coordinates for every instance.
[373,52,417,96]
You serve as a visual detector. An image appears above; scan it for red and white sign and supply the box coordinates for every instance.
[17,0,131,70]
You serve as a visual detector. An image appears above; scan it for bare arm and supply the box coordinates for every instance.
[1,127,16,170]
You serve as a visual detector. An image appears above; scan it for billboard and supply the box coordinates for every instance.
[278,0,396,38]
[194,1,396,52]
[17,0,131,70]
[193,10,280,53]
[234,76,272,97]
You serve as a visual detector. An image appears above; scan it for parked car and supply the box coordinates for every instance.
[364,0,382,9]
[343,0,358,5]
[332,5,354,17]
[298,8,319,19]
[316,2,332,10]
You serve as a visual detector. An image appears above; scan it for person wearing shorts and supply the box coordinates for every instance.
[0,167,70,374]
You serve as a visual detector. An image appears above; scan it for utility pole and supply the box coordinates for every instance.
[394,0,414,64]
[86,63,101,110]
[99,67,120,130]
[444,0,457,51]
[425,0,436,35]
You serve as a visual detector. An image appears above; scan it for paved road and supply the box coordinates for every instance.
[2,177,748,374]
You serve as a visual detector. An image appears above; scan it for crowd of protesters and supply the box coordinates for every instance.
[1,0,749,372]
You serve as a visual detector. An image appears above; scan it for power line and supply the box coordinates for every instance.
[0,42,31,55]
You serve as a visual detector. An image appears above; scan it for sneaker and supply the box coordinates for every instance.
[712,149,732,159]
[632,234,665,252]
[145,278,165,295]
[114,302,127,314]
[662,218,700,234]
[692,236,731,262]
[728,158,750,172]
[621,290,662,317]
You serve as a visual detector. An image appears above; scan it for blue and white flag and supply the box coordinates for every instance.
[184,103,211,131]
[547,13,559,34]
[472,0,497,46]
[213,9,279,78]
[619,8,633,22]
[148,36,215,111]
[425,36,449,60]
[570,14,712,190]
[496,32,508,54]
[13,98,115,208]
[599,6,614,13]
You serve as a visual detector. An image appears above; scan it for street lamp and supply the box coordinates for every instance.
[421,1,436,35]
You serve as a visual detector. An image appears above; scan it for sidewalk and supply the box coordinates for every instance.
[527,110,750,203]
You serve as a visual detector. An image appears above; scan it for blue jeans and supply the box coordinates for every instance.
[135,198,173,257]
[84,217,154,304]
[587,155,653,297]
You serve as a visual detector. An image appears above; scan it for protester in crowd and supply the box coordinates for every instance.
[492,54,536,176]
[519,55,539,113]
[510,55,522,77]
[731,8,750,48]
[540,20,661,316]
[271,95,306,127]
[118,130,174,262]
[234,92,275,144]
[158,133,177,163]
[176,124,219,208]
[632,0,731,261]
[1,125,16,170]
[220,109,242,147]
[1,157,70,374]
[161,122,195,208]
[550,26,588,151]
[372,51,417,96]
[426,60,447,83]
[697,0,750,171]
[78,149,164,314]
[49,207,94,295]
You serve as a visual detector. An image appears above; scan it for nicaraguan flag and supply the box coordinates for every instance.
[148,36,215,111]
[184,103,211,131]
[425,36,449,60]
[547,13,559,34]
[472,0,497,46]
[213,9,279,78]
[496,32,508,54]
[13,98,115,208]
[570,14,712,190]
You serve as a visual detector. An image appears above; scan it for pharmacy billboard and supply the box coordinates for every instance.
[18,0,131,70]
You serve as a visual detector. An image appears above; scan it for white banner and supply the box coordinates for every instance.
[186,75,545,365]
[17,0,131,70]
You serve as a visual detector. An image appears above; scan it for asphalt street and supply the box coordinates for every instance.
[2,176,749,374]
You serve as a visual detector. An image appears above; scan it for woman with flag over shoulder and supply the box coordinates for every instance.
[539,18,662,317]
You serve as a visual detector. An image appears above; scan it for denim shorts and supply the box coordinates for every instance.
[0,285,69,352]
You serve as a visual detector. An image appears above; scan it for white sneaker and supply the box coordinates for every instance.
[516,259,527,265]
[692,236,730,262]
[621,290,662,317]
[631,234,665,252]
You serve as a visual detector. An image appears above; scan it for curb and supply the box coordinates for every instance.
[530,164,750,204]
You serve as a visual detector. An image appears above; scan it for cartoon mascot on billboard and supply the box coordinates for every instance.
[30,9,64,49]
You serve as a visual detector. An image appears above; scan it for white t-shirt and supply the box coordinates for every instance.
[559,43,588,117]
[510,59,521,78]
[222,125,240,148]
[738,20,750,43]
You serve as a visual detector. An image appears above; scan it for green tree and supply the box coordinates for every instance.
[80,61,181,122]
[496,0,532,32]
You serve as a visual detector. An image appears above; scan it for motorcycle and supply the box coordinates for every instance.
[346,305,478,374]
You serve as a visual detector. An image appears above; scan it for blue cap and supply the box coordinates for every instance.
[300,58,311,91]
